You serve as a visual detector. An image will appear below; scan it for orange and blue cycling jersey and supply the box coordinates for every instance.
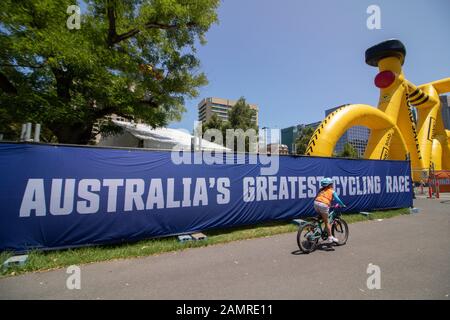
[315,187,345,207]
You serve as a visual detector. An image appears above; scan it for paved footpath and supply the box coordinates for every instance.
[0,198,449,299]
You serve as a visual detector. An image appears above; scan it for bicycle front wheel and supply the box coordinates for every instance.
[297,224,318,253]
[332,218,349,245]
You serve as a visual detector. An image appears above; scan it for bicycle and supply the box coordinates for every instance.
[306,39,450,181]
[297,204,349,254]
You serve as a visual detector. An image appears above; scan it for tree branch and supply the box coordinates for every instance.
[0,63,44,69]
[50,67,72,102]
[112,21,197,45]
[0,71,17,95]
[94,106,116,118]
[104,2,198,45]
[93,106,135,119]
[139,98,159,108]
[106,1,118,46]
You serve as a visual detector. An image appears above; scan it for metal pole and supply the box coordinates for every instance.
[428,177,432,198]
[20,124,27,141]
[25,123,32,141]
[436,179,440,199]
[191,137,195,152]
[432,163,437,199]
[33,124,41,142]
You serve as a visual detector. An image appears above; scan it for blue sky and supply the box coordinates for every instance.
[169,0,450,135]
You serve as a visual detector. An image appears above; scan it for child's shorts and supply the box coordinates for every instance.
[314,201,329,216]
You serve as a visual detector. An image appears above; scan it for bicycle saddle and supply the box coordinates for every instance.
[365,39,406,67]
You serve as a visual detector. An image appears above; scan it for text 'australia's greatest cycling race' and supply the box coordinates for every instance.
[18,175,410,217]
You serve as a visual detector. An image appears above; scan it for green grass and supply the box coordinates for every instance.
[0,208,410,277]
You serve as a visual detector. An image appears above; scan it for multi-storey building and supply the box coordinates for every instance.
[440,95,450,130]
[198,97,258,125]
[325,106,370,157]
[281,121,320,154]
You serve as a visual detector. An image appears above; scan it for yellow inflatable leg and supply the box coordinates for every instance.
[364,128,394,160]
[443,130,450,169]
[431,138,443,170]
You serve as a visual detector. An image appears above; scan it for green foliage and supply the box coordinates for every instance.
[295,126,315,155]
[202,113,222,132]
[0,0,219,143]
[96,120,124,138]
[227,97,257,131]
[336,142,360,158]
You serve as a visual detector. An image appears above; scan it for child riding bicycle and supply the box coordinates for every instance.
[314,178,346,243]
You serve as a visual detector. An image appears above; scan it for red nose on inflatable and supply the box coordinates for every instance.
[374,70,396,88]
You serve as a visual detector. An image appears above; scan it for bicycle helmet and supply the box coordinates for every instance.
[320,177,333,187]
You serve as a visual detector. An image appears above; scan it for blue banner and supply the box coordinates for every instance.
[0,143,412,253]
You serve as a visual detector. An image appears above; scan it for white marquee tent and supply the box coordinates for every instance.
[97,120,229,151]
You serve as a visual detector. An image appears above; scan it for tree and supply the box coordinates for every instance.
[336,142,359,158]
[226,97,258,152]
[203,113,223,132]
[295,126,315,155]
[227,97,257,131]
[201,113,223,144]
[0,0,219,143]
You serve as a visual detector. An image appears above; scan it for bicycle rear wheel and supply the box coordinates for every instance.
[332,218,349,245]
[297,224,318,253]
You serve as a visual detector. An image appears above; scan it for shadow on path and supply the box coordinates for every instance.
[291,243,337,255]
